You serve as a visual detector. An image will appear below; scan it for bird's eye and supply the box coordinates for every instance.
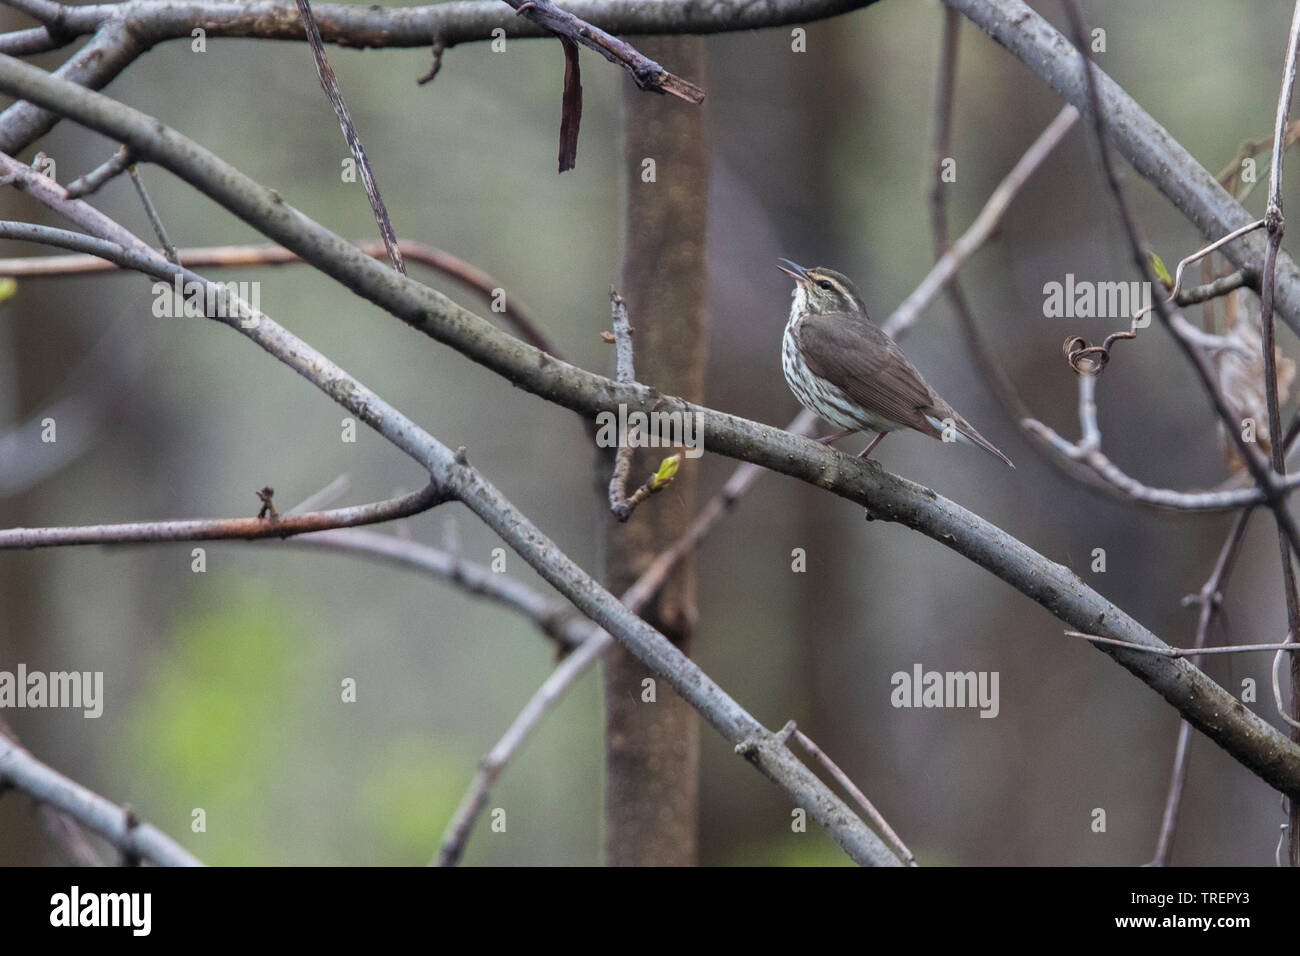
[818,279,833,291]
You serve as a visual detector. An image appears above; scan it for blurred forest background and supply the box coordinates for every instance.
[2,0,1298,865]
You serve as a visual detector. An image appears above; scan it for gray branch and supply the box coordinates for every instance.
[0,734,201,866]
[944,0,1300,338]
[0,211,902,866]
[0,0,879,153]
[2,56,1297,804]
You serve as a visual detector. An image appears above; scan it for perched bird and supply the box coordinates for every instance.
[777,259,1014,468]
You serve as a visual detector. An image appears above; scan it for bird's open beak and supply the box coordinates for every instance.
[776,258,809,283]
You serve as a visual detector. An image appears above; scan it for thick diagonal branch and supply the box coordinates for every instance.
[2,61,1296,802]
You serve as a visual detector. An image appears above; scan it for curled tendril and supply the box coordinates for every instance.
[1063,328,1138,375]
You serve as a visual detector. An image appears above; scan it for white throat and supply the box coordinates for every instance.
[787,284,810,326]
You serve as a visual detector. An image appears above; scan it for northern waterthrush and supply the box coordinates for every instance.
[778,259,1014,468]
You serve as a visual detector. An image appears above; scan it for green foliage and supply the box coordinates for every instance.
[120,586,321,864]
[1147,249,1173,287]
[727,833,858,867]
[359,736,471,863]
[120,582,475,864]
[650,453,682,491]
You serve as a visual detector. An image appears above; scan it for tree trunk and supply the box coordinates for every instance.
[602,35,708,867]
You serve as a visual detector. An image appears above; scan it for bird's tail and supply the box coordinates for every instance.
[960,422,1015,469]
[925,413,1015,469]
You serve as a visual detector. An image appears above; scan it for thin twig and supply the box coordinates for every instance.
[1259,0,1300,866]
[0,715,103,866]
[285,473,351,514]
[1060,0,1300,563]
[0,206,900,865]
[1064,630,1300,658]
[1149,508,1253,866]
[882,102,1079,338]
[436,628,606,865]
[1022,374,1300,511]
[920,10,1126,499]
[9,50,1300,833]
[921,5,1034,430]
[500,0,704,103]
[285,527,582,649]
[1169,221,1266,303]
[295,0,405,274]
[605,288,680,520]
[1089,222,1266,365]
[436,412,820,864]
[792,726,917,866]
[1175,270,1255,308]
[63,145,131,198]
[1273,637,1300,731]
[127,165,179,262]
[606,288,636,513]
[417,36,447,85]
[0,482,445,548]
[0,731,200,866]
[0,238,561,356]
[3,0,67,29]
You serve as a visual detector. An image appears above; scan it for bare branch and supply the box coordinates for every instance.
[0,479,445,548]
[944,0,1300,339]
[436,413,816,864]
[502,0,703,103]
[1064,630,1300,658]
[882,102,1079,339]
[1273,640,1300,732]
[0,62,1293,804]
[20,0,880,48]
[1168,221,1266,303]
[294,0,404,273]
[920,12,1122,498]
[1057,0,1300,566]
[0,212,900,865]
[1150,509,1253,867]
[63,144,131,198]
[284,527,583,650]
[127,164,178,262]
[792,726,917,867]
[0,733,200,866]
[1021,373,1300,511]
[0,716,103,866]
[0,238,561,356]
[603,289,681,520]
[1259,0,1300,864]
[435,628,606,866]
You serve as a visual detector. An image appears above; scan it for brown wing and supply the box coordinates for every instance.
[794,313,942,438]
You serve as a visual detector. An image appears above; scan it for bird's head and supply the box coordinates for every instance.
[776,259,868,316]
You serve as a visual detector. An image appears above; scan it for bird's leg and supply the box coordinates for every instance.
[858,432,886,459]
[816,427,856,445]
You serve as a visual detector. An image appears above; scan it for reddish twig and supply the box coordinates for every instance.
[0,482,445,548]
[0,238,561,357]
